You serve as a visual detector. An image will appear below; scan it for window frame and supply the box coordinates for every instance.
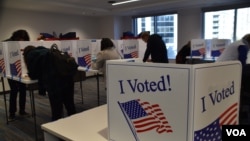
[132,12,178,59]
[202,3,250,41]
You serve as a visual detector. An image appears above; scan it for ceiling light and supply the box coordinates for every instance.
[112,0,140,6]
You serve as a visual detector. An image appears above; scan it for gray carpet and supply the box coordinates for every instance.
[0,75,106,141]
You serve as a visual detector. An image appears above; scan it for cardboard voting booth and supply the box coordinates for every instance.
[137,39,147,59]
[191,39,206,57]
[113,39,144,59]
[0,43,6,76]
[123,39,139,59]
[3,41,43,79]
[60,40,78,60]
[91,39,101,57]
[75,40,92,69]
[113,40,124,58]
[107,60,241,141]
[190,39,231,60]
[210,39,231,57]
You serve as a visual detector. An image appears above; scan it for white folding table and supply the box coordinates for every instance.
[41,104,108,141]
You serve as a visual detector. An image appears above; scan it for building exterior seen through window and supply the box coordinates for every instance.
[133,7,249,60]
[134,14,178,59]
[204,7,250,42]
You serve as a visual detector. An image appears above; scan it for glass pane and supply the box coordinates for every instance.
[136,16,155,34]
[156,14,178,59]
[135,14,178,59]
[236,7,250,40]
[204,9,235,41]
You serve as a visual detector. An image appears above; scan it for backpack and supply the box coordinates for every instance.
[50,44,78,77]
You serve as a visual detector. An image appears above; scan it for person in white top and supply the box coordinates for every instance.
[216,34,250,125]
[216,34,250,66]
[92,38,121,88]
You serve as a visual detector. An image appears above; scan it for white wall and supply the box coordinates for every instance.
[114,16,133,39]
[178,7,202,51]
[0,7,206,64]
[99,16,116,39]
[0,8,101,41]
[0,7,203,50]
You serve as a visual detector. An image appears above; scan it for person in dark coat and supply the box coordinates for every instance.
[23,45,76,121]
[175,41,191,64]
[140,31,169,63]
[4,29,30,121]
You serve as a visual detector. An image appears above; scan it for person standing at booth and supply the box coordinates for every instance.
[23,45,76,121]
[3,29,30,121]
[176,41,191,64]
[140,31,169,63]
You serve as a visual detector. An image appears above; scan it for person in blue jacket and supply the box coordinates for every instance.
[140,31,169,63]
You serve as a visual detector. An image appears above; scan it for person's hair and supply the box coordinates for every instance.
[23,45,36,66]
[5,29,30,41]
[242,33,250,45]
[140,31,150,39]
[101,38,114,51]
[140,31,150,43]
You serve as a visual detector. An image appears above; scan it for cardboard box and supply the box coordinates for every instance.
[123,39,139,59]
[107,60,241,141]
[75,40,92,68]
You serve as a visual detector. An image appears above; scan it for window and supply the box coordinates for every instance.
[204,7,250,41]
[236,7,250,40]
[133,14,178,59]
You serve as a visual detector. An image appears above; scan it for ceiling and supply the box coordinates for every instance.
[1,0,248,16]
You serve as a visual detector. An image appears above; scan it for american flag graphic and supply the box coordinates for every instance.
[78,54,91,68]
[0,58,5,74]
[211,48,225,57]
[119,99,173,135]
[194,103,238,141]
[124,51,138,59]
[10,60,22,77]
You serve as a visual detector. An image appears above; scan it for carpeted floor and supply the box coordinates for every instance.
[0,75,106,141]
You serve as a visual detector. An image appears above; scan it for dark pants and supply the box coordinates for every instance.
[38,81,47,95]
[8,79,27,114]
[46,77,76,121]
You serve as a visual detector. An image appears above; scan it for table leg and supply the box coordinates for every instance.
[80,72,84,104]
[96,73,100,106]
[29,88,38,141]
[1,77,9,124]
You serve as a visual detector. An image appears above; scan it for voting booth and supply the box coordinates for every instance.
[0,43,6,76]
[74,40,92,68]
[2,41,43,79]
[191,39,206,57]
[106,60,241,141]
[123,39,139,59]
[113,40,124,58]
[210,39,231,57]
[190,39,231,59]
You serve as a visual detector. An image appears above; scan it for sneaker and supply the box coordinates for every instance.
[8,114,16,121]
[19,111,30,117]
